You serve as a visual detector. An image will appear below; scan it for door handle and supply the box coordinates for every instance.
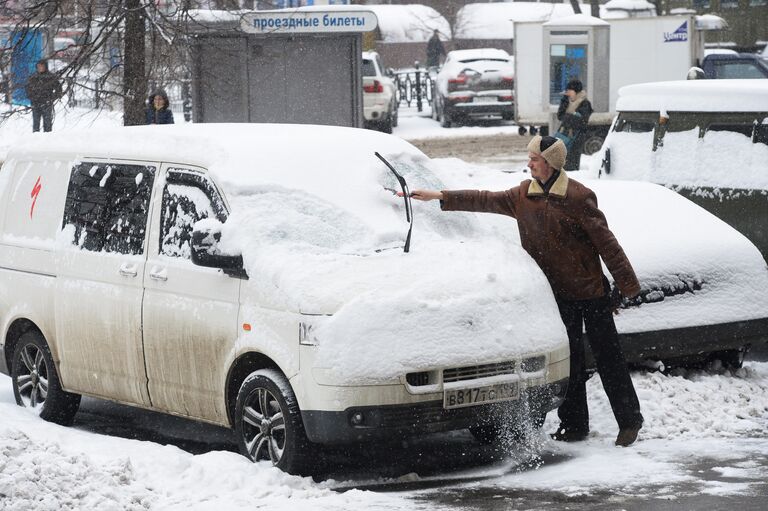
[119,263,138,278]
[149,267,168,281]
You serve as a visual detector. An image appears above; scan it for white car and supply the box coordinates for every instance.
[433,48,515,128]
[0,124,570,475]
[362,51,398,133]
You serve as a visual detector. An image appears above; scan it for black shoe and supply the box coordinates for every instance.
[615,425,642,447]
[550,426,588,442]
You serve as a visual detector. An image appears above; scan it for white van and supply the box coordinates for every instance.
[596,79,768,261]
[0,124,570,474]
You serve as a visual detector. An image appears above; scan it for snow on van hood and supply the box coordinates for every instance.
[235,235,567,382]
[219,187,567,382]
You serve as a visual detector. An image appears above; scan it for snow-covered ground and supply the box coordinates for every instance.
[2,363,767,510]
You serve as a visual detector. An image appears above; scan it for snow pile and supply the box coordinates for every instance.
[615,80,768,114]
[499,361,768,495]
[454,2,597,39]
[366,5,451,42]
[0,382,407,510]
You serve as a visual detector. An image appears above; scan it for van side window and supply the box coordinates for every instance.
[62,163,156,255]
[160,170,227,259]
[614,112,657,133]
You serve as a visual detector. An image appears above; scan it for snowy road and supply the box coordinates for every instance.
[2,358,767,510]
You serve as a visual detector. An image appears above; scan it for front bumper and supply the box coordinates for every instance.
[301,377,568,444]
[446,101,514,118]
[615,317,768,366]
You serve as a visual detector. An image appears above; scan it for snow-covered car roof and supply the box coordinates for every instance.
[616,80,768,112]
[447,48,511,62]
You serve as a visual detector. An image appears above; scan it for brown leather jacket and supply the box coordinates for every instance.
[441,172,641,301]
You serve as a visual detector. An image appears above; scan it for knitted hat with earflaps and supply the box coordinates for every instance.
[527,135,567,171]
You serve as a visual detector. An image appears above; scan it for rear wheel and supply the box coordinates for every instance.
[380,115,393,134]
[234,369,313,475]
[439,108,452,128]
[11,331,81,426]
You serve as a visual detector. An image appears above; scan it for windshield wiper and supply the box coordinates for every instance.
[375,152,413,253]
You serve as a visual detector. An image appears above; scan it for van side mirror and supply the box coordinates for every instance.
[190,224,248,279]
[600,147,611,176]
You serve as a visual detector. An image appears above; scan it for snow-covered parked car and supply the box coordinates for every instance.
[430,159,768,369]
[0,124,570,474]
[362,51,398,133]
[432,48,515,128]
[595,79,768,261]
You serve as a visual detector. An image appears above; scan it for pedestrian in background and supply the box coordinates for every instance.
[426,29,446,68]
[407,135,644,447]
[556,79,593,171]
[26,60,63,132]
[146,89,174,125]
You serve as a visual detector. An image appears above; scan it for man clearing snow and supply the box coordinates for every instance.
[409,135,644,447]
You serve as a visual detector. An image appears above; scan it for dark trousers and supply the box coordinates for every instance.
[556,294,643,433]
[32,104,54,132]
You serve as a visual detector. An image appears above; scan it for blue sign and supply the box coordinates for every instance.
[664,21,688,43]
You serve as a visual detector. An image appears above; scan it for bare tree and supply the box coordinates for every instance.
[0,1,229,125]
[569,0,582,15]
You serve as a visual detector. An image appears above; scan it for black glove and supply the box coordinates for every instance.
[609,286,624,314]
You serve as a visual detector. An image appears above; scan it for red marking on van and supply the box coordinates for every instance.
[30,176,42,219]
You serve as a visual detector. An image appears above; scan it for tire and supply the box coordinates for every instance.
[439,108,452,128]
[582,133,605,155]
[711,348,747,369]
[11,330,81,426]
[518,126,527,136]
[234,369,313,475]
[530,126,539,136]
[391,105,399,128]
[380,115,393,134]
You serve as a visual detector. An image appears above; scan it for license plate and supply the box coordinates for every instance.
[443,382,518,409]
[474,96,497,103]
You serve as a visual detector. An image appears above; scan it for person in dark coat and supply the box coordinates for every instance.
[556,79,593,171]
[25,60,63,132]
[426,30,446,68]
[407,135,644,447]
[146,89,174,125]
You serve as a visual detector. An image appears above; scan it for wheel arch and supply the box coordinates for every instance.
[225,351,285,427]
[4,318,45,375]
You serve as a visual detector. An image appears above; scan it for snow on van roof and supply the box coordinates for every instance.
[603,0,655,12]
[616,80,768,112]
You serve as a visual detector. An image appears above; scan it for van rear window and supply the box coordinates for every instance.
[62,162,156,255]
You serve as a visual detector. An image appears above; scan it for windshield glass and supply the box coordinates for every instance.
[218,156,477,257]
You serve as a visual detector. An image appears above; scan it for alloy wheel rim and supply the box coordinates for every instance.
[241,387,286,464]
[15,344,48,408]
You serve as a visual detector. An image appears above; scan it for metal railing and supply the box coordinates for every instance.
[393,66,435,111]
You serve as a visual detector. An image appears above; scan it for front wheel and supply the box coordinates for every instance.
[582,133,605,155]
[234,369,313,475]
[11,331,81,425]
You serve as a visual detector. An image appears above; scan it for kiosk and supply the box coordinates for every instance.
[189,9,377,127]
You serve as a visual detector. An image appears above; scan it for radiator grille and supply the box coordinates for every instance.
[443,361,516,383]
